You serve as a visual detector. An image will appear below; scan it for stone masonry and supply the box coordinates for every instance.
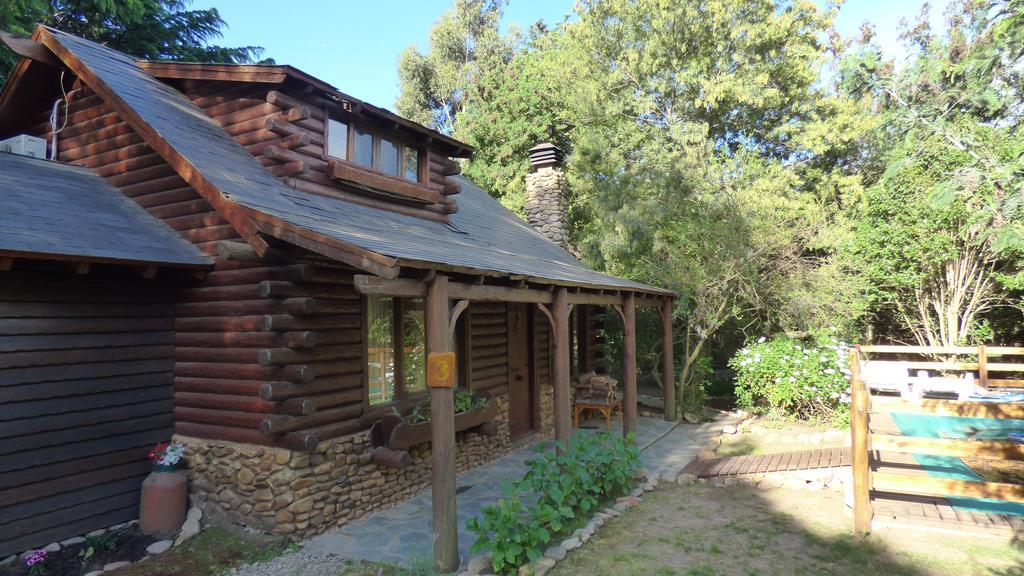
[177,388,555,541]
[524,166,569,249]
[524,142,570,248]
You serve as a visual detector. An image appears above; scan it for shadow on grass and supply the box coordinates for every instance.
[549,482,1022,576]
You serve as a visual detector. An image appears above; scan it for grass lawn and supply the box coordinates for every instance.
[550,483,1024,576]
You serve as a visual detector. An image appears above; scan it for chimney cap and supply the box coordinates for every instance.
[528,142,564,169]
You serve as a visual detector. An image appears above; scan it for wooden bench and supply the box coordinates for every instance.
[574,398,623,431]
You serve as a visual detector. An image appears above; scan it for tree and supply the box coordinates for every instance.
[842,0,1024,346]
[447,0,874,405]
[395,0,521,134]
[0,0,266,88]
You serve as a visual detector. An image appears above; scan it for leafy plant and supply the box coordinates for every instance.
[729,332,851,422]
[407,404,430,424]
[467,432,641,574]
[455,390,490,413]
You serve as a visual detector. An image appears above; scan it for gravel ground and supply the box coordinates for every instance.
[224,549,360,576]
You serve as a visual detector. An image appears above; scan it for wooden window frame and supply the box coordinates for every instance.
[325,112,425,184]
[362,295,471,414]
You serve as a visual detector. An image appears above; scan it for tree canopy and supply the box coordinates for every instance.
[0,0,266,88]
[398,0,1024,403]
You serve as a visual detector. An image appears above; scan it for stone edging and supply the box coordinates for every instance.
[1,507,203,575]
[460,473,660,576]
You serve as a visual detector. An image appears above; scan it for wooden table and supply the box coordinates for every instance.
[573,398,623,431]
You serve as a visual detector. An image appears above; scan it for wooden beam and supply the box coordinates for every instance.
[872,472,1024,503]
[70,262,90,275]
[622,293,637,437]
[849,349,873,533]
[870,396,1024,419]
[427,275,458,572]
[661,298,676,422]
[354,275,426,298]
[553,287,572,448]
[566,292,623,306]
[0,257,12,271]
[217,240,288,262]
[450,282,554,304]
[327,158,445,205]
[449,299,469,339]
[0,32,60,66]
[248,216,400,279]
[138,265,158,279]
[871,433,1024,460]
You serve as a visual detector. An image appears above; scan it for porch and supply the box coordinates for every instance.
[305,416,727,566]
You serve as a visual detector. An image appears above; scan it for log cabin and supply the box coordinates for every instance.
[0,26,675,564]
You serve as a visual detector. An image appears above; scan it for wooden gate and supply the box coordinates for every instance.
[850,345,1024,534]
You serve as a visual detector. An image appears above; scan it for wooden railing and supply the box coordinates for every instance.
[849,345,1024,533]
[858,345,1024,388]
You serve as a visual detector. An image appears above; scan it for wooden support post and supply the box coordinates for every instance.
[427,275,458,573]
[553,287,572,448]
[979,345,989,389]
[623,293,638,437]
[661,298,676,422]
[849,348,873,533]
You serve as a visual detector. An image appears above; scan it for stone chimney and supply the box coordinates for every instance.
[524,142,568,248]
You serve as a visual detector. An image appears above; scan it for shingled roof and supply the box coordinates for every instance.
[34,27,668,296]
[0,152,210,267]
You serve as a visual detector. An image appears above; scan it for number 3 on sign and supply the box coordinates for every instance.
[427,352,456,388]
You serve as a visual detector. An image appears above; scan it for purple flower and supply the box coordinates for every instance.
[25,549,46,567]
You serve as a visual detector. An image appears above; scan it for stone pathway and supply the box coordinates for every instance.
[304,416,727,568]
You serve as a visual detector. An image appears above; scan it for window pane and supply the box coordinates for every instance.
[326,119,348,159]
[367,295,395,405]
[380,138,400,176]
[405,148,419,181]
[402,299,426,395]
[353,126,373,167]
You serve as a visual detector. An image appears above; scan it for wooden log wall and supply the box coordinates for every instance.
[24,83,371,450]
[470,302,509,395]
[175,80,461,221]
[0,267,175,557]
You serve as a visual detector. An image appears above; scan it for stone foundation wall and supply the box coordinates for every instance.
[177,395,519,540]
[538,383,554,435]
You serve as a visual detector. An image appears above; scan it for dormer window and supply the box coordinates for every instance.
[327,118,421,182]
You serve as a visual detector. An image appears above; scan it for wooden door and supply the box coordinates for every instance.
[507,303,535,439]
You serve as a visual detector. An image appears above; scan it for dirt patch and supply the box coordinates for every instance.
[550,483,1023,576]
[5,526,156,576]
[714,417,848,458]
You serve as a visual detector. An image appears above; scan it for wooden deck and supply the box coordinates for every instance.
[680,446,851,478]
[682,447,1023,537]
[873,492,1024,536]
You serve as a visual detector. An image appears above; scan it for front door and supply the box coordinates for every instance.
[507,303,535,439]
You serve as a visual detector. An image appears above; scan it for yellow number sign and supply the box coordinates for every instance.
[427,352,456,388]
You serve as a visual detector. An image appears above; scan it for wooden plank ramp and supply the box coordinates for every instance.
[680,446,850,478]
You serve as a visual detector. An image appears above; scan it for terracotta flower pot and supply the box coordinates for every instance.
[139,467,188,538]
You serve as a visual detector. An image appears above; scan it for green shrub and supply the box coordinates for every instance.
[466,432,641,574]
[729,332,851,422]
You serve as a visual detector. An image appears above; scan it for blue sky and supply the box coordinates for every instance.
[194,0,952,111]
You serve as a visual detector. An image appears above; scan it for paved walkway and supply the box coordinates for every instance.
[305,416,726,567]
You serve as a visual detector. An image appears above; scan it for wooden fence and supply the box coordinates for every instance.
[850,345,1024,532]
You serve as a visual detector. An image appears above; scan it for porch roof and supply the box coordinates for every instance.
[0,152,210,268]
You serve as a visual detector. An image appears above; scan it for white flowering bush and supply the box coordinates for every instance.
[729,332,852,423]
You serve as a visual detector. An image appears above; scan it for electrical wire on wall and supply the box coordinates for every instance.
[48,70,69,160]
